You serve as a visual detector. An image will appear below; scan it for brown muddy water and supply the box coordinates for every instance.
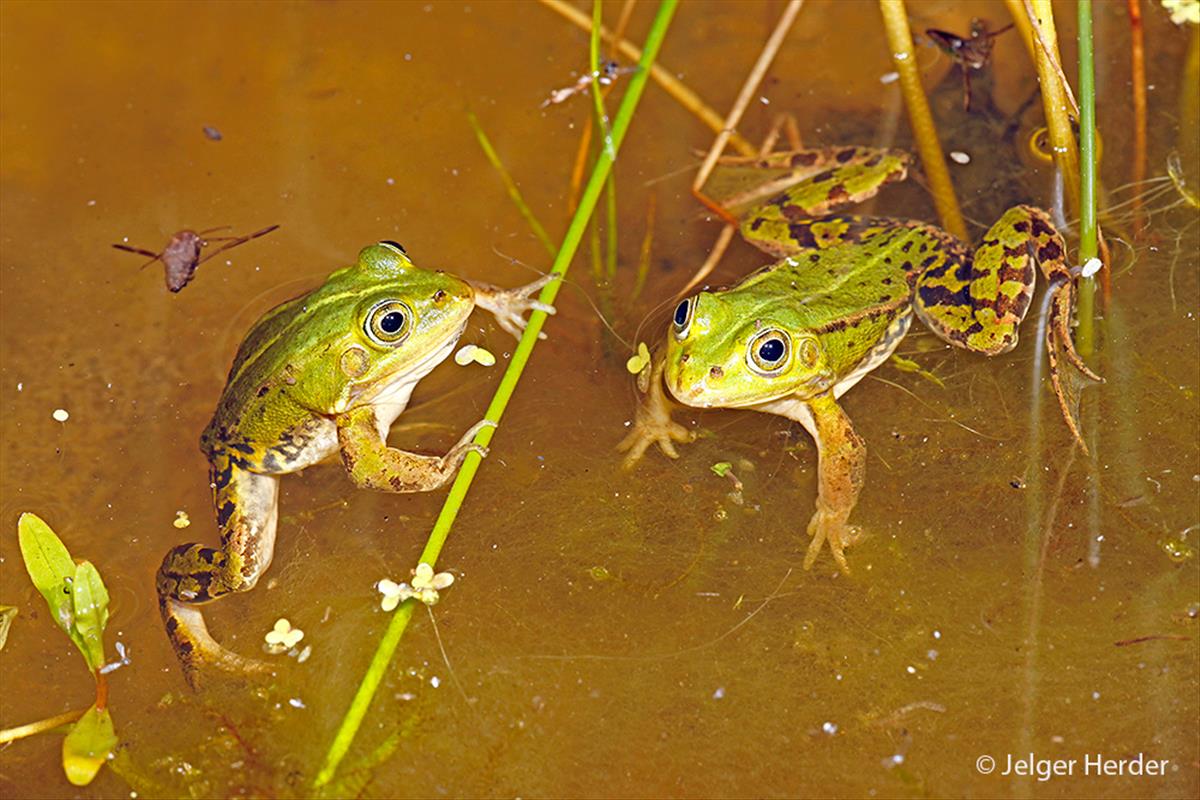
[1,1,1197,798]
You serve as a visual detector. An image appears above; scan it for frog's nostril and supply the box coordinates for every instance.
[709,366,724,379]
[679,353,690,364]
[433,289,446,301]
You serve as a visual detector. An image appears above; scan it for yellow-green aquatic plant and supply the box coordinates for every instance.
[1,513,119,787]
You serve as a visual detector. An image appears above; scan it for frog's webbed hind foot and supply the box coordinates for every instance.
[803,506,863,575]
[161,596,273,690]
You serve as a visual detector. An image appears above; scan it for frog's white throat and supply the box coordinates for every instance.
[353,327,464,437]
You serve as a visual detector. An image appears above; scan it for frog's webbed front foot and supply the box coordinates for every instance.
[470,273,558,340]
[617,353,696,468]
[337,405,493,492]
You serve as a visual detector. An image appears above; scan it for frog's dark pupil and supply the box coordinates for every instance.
[759,338,785,363]
[381,240,407,254]
[673,300,690,327]
[380,311,405,334]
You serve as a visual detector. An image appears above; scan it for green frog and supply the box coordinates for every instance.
[158,241,553,684]
[619,146,1099,573]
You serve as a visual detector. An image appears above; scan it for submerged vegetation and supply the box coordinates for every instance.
[3,514,119,786]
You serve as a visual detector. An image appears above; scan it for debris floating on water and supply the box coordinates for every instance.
[202,126,222,141]
[173,510,190,529]
[52,408,69,422]
[454,344,496,367]
[949,150,971,164]
[541,60,637,108]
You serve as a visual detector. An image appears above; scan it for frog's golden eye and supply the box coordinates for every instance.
[747,328,790,375]
[672,297,696,340]
[364,299,413,346]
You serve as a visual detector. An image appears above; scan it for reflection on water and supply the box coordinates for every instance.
[1,1,1196,798]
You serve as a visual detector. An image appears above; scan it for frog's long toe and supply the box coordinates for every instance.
[617,417,695,468]
[803,509,859,575]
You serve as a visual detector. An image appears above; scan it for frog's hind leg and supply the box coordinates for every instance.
[157,457,279,687]
[735,148,912,258]
[913,205,1101,450]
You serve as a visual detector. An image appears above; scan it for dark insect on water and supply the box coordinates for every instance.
[926,19,1014,111]
[112,224,279,292]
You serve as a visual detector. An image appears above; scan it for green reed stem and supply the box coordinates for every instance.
[1076,0,1096,356]
[467,112,557,257]
[313,0,677,787]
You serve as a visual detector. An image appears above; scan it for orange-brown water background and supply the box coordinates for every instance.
[1,1,1197,797]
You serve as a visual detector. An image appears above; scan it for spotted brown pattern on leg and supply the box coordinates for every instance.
[335,405,490,492]
[911,205,1100,450]
[156,451,279,685]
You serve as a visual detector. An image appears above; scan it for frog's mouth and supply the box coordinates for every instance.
[667,368,796,410]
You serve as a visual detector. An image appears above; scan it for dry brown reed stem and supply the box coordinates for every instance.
[691,0,804,193]
[1005,0,1039,63]
[612,0,638,58]
[1021,0,1081,220]
[878,0,967,240]
[677,0,804,295]
[1128,0,1147,238]
[539,0,757,156]
[568,118,594,214]
[1023,0,1081,118]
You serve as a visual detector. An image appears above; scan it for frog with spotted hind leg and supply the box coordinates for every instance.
[619,146,1100,572]
[157,240,554,686]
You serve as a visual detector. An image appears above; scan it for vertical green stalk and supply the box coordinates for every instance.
[313,0,678,788]
[1077,0,1096,356]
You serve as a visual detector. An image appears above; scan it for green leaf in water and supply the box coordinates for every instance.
[71,562,110,671]
[62,704,117,787]
[17,513,78,637]
[17,513,111,671]
[0,605,16,651]
[710,462,733,478]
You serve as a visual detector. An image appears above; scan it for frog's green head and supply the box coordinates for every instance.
[297,241,475,410]
[663,292,835,408]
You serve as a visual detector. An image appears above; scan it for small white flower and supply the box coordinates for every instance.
[265,618,304,653]
[378,578,407,612]
[377,563,455,610]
